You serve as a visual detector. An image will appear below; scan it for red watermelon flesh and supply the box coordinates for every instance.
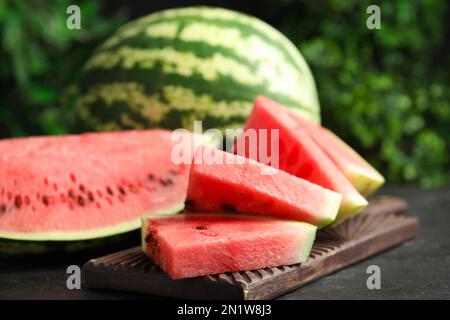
[186,146,342,228]
[288,113,385,197]
[142,214,317,279]
[234,96,368,224]
[0,130,195,241]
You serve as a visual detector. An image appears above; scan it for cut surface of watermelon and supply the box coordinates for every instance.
[234,96,368,224]
[0,130,197,242]
[186,146,342,228]
[288,114,385,197]
[142,214,317,279]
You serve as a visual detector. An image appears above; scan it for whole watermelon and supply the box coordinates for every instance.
[75,6,320,132]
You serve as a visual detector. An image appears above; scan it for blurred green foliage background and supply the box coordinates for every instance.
[0,0,449,186]
[0,0,125,137]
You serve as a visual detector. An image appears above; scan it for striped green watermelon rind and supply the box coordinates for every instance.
[75,6,320,132]
[0,230,139,258]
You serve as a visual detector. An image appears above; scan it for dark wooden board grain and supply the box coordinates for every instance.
[83,196,419,300]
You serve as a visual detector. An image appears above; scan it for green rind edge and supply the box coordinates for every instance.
[0,230,140,257]
[0,203,183,242]
[294,222,317,263]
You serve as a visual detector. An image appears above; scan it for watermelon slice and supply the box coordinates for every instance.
[186,146,342,228]
[0,130,204,254]
[288,113,385,197]
[234,96,368,224]
[141,214,317,279]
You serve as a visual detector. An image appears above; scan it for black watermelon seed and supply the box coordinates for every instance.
[196,225,208,230]
[184,199,195,210]
[68,189,76,199]
[79,184,86,193]
[221,203,237,213]
[14,195,22,209]
[42,196,50,206]
[159,178,173,186]
[106,187,114,196]
[118,186,126,195]
[77,196,85,206]
[0,204,6,213]
[147,174,155,181]
[87,192,95,202]
[144,233,154,243]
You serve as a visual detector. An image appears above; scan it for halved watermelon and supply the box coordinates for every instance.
[288,113,385,197]
[186,146,342,228]
[0,130,206,254]
[142,214,317,279]
[234,96,368,224]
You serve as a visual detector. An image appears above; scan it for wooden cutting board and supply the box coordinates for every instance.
[83,196,419,300]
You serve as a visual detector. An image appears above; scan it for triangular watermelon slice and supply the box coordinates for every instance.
[288,113,385,197]
[186,146,342,228]
[234,96,368,224]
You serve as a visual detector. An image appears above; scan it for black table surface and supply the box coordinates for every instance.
[1,185,449,300]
